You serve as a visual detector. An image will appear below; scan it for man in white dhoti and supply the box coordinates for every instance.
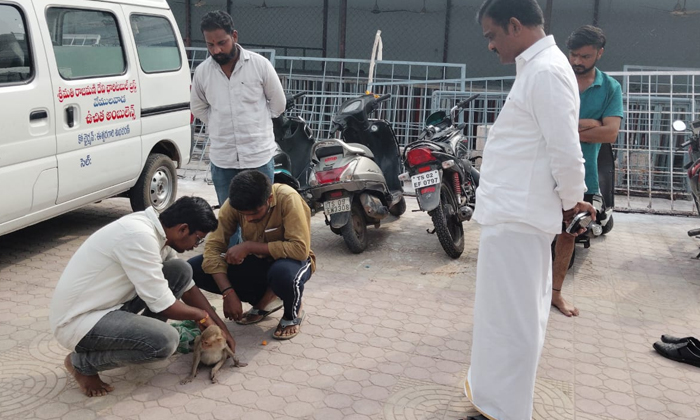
[464,1,595,419]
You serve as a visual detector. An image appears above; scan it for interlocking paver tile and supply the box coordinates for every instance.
[3,177,700,418]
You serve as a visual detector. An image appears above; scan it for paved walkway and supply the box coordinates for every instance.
[1,176,700,420]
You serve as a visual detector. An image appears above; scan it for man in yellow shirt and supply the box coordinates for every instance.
[188,170,315,339]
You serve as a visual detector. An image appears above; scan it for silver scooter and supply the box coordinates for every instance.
[306,93,406,253]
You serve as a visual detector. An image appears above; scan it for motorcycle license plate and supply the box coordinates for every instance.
[323,197,351,215]
[411,170,440,189]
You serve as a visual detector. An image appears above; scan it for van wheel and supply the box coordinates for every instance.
[130,153,177,212]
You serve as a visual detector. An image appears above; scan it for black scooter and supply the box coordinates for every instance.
[673,118,700,256]
[574,143,615,249]
[272,92,315,200]
[399,94,481,258]
[554,139,617,268]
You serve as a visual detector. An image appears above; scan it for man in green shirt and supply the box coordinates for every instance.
[552,25,623,316]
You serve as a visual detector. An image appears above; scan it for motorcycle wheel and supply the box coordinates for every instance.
[601,214,614,235]
[341,201,368,254]
[389,196,407,217]
[430,183,464,259]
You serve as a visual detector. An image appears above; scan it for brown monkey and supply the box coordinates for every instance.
[180,325,247,384]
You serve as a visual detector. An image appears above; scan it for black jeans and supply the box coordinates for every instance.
[188,255,312,320]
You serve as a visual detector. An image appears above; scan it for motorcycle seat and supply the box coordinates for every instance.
[345,143,374,158]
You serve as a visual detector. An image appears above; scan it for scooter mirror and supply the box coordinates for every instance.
[673,120,687,132]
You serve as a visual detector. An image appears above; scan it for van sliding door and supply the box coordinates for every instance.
[37,1,142,204]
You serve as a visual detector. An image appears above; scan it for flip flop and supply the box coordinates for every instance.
[273,310,305,340]
[235,299,283,325]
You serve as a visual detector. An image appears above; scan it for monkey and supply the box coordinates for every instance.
[180,325,247,384]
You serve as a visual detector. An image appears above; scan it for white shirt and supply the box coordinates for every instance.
[473,36,586,235]
[191,45,286,169]
[49,207,194,351]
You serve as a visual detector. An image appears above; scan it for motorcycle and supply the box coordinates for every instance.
[306,93,406,253]
[673,118,700,256]
[272,92,315,200]
[398,94,481,258]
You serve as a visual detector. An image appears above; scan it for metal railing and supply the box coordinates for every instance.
[186,47,277,74]
[182,47,700,214]
[432,71,700,214]
[274,55,467,146]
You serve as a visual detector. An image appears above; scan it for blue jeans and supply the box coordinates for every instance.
[70,259,192,376]
[210,158,275,246]
[210,158,275,207]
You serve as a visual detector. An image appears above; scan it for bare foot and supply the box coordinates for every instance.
[551,292,579,317]
[64,354,114,397]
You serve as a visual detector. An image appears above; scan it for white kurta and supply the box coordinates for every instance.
[466,36,586,420]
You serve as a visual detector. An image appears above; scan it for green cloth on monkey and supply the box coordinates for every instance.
[170,320,201,354]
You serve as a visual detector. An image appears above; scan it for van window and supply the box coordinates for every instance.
[46,8,125,79]
[130,15,181,73]
[0,5,32,84]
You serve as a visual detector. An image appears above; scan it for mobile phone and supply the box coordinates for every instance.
[565,212,592,235]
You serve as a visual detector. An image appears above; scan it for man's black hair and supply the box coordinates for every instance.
[477,0,544,31]
[159,196,218,233]
[566,25,606,51]
[200,10,235,34]
[229,170,272,211]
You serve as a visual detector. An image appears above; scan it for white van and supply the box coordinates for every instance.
[0,0,191,236]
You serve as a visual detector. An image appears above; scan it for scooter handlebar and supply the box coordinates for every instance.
[457,94,480,109]
[285,92,307,109]
[376,93,392,102]
[565,211,592,235]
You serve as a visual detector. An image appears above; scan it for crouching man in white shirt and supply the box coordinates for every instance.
[50,197,234,397]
